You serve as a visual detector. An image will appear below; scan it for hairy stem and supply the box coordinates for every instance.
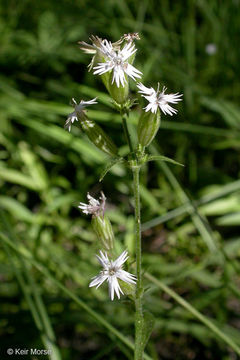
[133,165,144,360]
[122,112,134,153]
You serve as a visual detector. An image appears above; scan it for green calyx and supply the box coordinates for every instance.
[137,110,161,148]
[91,215,114,251]
[108,76,129,105]
[78,114,118,157]
[92,51,111,91]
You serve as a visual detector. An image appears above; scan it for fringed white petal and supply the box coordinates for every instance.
[89,274,108,288]
[138,82,182,116]
[89,250,136,301]
[65,98,97,132]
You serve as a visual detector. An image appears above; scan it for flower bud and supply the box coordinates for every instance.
[91,215,114,251]
[137,110,161,148]
[78,115,118,157]
[78,192,115,251]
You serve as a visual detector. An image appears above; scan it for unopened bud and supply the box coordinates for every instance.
[137,110,161,148]
[78,114,118,157]
[91,215,114,251]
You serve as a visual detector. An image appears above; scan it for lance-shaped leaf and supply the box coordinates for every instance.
[140,311,155,352]
[99,156,125,182]
[147,154,184,167]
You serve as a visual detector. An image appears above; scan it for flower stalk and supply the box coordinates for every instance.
[132,163,144,360]
[121,111,134,154]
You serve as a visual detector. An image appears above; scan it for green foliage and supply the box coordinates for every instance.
[1,0,240,359]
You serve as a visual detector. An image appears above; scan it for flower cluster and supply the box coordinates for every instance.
[67,33,182,135]
[78,193,136,300]
[65,33,183,301]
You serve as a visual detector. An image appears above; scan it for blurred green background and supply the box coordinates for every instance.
[1,0,240,359]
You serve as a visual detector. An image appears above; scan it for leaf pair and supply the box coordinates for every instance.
[99,154,184,182]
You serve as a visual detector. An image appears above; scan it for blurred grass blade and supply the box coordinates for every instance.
[0,211,61,359]
[2,242,61,360]
[142,179,240,231]
[200,97,240,129]
[215,212,240,226]
[0,168,42,191]
[145,272,240,356]
[150,144,217,252]
[0,196,40,223]
[14,117,106,164]
[19,142,49,190]
[161,120,238,137]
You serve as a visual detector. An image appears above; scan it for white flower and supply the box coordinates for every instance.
[96,39,115,58]
[79,35,142,83]
[79,36,122,70]
[78,192,106,216]
[78,36,102,55]
[93,42,142,87]
[89,250,136,300]
[137,82,182,115]
[65,98,97,132]
[79,35,122,55]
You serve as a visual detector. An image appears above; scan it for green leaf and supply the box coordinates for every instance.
[200,97,240,129]
[0,167,41,191]
[99,157,125,182]
[141,311,155,352]
[14,118,105,165]
[150,145,217,252]
[19,142,49,190]
[147,155,184,167]
[215,212,240,226]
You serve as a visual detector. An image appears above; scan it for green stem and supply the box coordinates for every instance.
[132,165,144,360]
[122,112,134,153]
